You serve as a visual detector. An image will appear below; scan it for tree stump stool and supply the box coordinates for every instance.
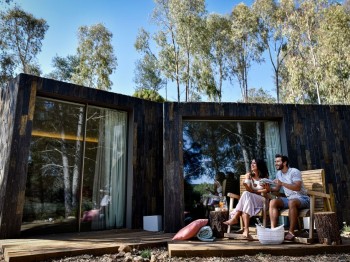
[314,211,342,245]
[209,210,229,238]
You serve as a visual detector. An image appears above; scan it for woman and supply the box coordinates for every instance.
[223,159,269,240]
[205,172,226,206]
[206,172,226,197]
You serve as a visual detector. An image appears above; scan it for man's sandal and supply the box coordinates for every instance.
[284,232,295,241]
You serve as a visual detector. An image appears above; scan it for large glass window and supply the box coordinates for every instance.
[81,106,127,231]
[22,98,127,235]
[182,120,281,219]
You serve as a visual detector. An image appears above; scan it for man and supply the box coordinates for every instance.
[268,154,310,241]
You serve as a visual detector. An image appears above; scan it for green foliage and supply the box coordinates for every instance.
[0,6,48,77]
[140,249,151,259]
[238,88,276,103]
[317,4,350,104]
[342,222,350,233]
[1,0,349,104]
[134,53,165,91]
[151,0,207,102]
[71,23,117,90]
[192,14,232,102]
[47,55,79,82]
[229,3,265,102]
[253,0,288,103]
[0,52,15,88]
[192,182,211,196]
[183,121,262,181]
[133,88,165,102]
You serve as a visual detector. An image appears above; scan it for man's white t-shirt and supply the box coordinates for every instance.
[276,167,308,199]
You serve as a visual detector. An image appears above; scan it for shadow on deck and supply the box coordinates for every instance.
[1,229,350,262]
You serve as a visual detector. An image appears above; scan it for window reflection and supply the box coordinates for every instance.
[183,120,281,221]
[22,98,127,235]
[22,98,84,235]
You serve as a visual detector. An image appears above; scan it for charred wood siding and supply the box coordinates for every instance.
[0,75,37,238]
[0,74,163,238]
[2,74,350,237]
[163,102,350,232]
[33,75,165,231]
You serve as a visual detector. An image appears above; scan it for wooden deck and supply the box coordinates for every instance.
[1,229,350,262]
[0,229,174,262]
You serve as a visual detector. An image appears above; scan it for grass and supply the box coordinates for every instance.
[140,248,152,259]
[342,222,350,234]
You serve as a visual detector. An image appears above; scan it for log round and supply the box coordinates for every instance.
[314,211,342,245]
[209,210,229,238]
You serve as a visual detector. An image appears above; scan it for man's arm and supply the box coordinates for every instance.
[276,179,302,191]
[265,182,281,192]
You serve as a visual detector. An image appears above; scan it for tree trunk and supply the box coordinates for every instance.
[237,122,249,172]
[72,107,84,209]
[314,212,342,245]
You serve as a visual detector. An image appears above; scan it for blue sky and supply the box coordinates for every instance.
[8,0,274,102]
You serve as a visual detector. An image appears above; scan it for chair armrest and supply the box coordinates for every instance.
[227,192,240,200]
[307,190,331,198]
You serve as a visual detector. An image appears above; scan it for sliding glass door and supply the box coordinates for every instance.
[22,97,127,235]
[81,106,127,230]
[182,120,281,220]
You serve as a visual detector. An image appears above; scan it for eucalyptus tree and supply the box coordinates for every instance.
[47,55,79,82]
[229,3,265,103]
[71,23,117,91]
[132,88,165,102]
[253,0,288,103]
[344,0,350,13]
[238,87,276,103]
[0,6,48,78]
[279,0,334,104]
[317,4,350,104]
[152,0,206,102]
[199,13,232,102]
[49,24,117,213]
[134,28,165,91]
[174,0,206,101]
[0,53,15,88]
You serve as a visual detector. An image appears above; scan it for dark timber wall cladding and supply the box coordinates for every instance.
[163,102,350,232]
[2,74,350,238]
[0,74,164,239]
[0,75,37,238]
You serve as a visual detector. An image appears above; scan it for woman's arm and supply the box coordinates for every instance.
[243,173,253,192]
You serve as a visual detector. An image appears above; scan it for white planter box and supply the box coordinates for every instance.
[143,215,162,231]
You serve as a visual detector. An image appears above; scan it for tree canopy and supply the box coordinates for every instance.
[71,23,117,90]
[1,0,349,105]
[0,6,48,85]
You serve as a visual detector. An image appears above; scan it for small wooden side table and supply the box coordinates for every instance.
[314,211,342,245]
[209,210,229,238]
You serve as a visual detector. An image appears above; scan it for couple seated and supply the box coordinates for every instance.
[224,155,310,241]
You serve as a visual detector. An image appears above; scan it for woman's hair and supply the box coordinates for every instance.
[255,159,269,178]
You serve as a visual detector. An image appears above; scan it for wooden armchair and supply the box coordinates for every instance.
[280,169,333,243]
[224,169,334,243]
[224,174,269,239]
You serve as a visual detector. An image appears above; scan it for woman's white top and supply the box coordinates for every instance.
[244,178,263,190]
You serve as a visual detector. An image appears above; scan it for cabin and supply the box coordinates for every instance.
[0,74,349,239]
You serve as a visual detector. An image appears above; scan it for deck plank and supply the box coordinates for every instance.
[1,230,350,262]
[0,230,174,262]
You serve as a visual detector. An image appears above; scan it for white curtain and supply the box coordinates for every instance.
[264,122,281,179]
[92,109,127,229]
